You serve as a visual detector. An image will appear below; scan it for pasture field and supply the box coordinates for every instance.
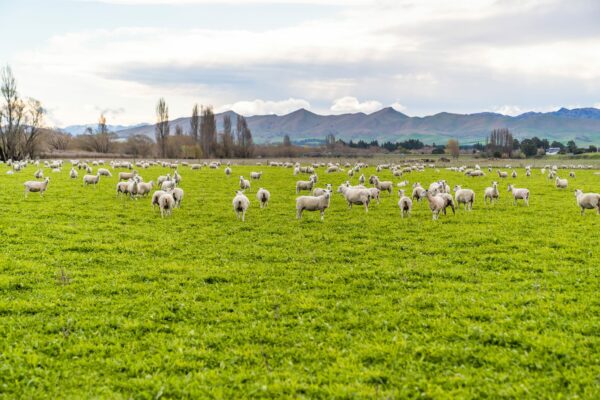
[1,161,599,399]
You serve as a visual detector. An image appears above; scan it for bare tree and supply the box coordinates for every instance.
[190,103,199,143]
[446,139,460,159]
[220,114,234,157]
[235,115,253,158]
[200,105,216,158]
[486,128,514,157]
[155,98,169,158]
[325,133,336,150]
[125,134,154,158]
[175,124,183,136]
[47,130,72,151]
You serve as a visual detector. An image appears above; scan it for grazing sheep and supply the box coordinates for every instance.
[574,189,600,215]
[136,180,154,196]
[369,175,393,194]
[83,173,101,187]
[157,173,171,186]
[555,177,568,189]
[337,185,371,212]
[158,192,175,217]
[313,184,332,197]
[116,181,130,196]
[240,176,251,190]
[484,182,499,205]
[511,170,517,178]
[161,180,176,191]
[296,178,315,194]
[497,170,508,178]
[232,190,250,221]
[569,171,576,178]
[412,184,426,202]
[437,193,455,215]
[454,185,475,211]
[225,167,231,176]
[397,189,412,218]
[296,191,331,220]
[34,169,44,179]
[250,171,262,180]
[171,187,184,208]
[24,177,50,198]
[358,174,365,185]
[508,184,530,206]
[119,170,137,181]
[368,187,381,204]
[397,180,409,187]
[98,168,112,177]
[151,190,166,208]
[256,188,270,208]
[424,189,446,220]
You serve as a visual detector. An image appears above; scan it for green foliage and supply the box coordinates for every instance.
[0,162,599,398]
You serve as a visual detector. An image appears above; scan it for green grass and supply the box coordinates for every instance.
[1,162,599,398]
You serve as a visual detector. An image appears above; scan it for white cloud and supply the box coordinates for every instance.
[390,102,407,112]
[492,105,523,116]
[330,96,383,114]
[218,98,311,116]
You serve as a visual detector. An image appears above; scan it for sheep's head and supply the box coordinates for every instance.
[507,184,513,191]
[574,189,582,197]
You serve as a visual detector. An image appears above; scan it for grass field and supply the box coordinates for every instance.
[1,161,599,398]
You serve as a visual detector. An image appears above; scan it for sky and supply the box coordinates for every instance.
[1,0,600,127]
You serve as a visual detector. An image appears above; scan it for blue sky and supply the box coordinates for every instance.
[1,0,600,127]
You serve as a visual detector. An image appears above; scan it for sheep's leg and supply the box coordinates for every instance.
[581,207,585,216]
[320,210,325,221]
[242,211,245,222]
[296,209,302,220]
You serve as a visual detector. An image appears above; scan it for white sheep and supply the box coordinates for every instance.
[313,184,332,197]
[368,187,381,204]
[83,173,101,187]
[511,170,517,178]
[225,167,231,176]
[337,185,371,212]
[569,171,576,178]
[369,175,393,194]
[256,188,270,208]
[412,184,426,202]
[250,171,262,180]
[240,176,251,190]
[23,177,50,198]
[296,191,331,220]
[397,189,412,218]
[116,181,130,196]
[454,185,475,211]
[497,170,508,178]
[424,189,446,220]
[508,184,530,206]
[119,170,137,181]
[69,168,78,179]
[34,169,44,179]
[157,173,171,186]
[171,187,184,208]
[232,190,250,221]
[158,192,175,217]
[295,177,315,194]
[484,182,499,205]
[358,174,365,185]
[136,180,154,196]
[151,190,166,208]
[574,189,600,215]
[555,177,568,189]
[437,192,455,215]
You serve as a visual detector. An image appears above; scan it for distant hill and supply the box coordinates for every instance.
[61,123,150,136]
[70,107,600,145]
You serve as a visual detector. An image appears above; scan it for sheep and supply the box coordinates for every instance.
[369,175,393,194]
[296,191,331,220]
[296,178,315,194]
[191,163,202,170]
[569,171,576,178]
[313,184,332,197]
[484,182,499,205]
[397,189,412,218]
[574,189,600,215]
[240,176,251,190]
[136,180,154,196]
[368,187,381,204]
[412,184,427,202]
[526,169,531,177]
[225,167,231,176]
[118,170,137,181]
[511,170,517,178]
[158,192,175,217]
[555,177,568,189]
[68,168,78,179]
[437,192,455,215]
[337,185,371,212]
[424,189,446,220]
[250,171,262,180]
[116,181,130,196]
[454,185,475,211]
[232,190,250,221]
[127,178,140,199]
[172,171,182,184]
[23,177,50,198]
[397,180,409,187]
[497,170,508,178]
[256,188,270,208]
[151,190,166,208]
[358,174,365,185]
[97,168,112,177]
[508,184,530,206]
[171,187,184,208]
[161,180,176,191]
[34,169,44,179]
[157,173,171,186]
[83,173,101,187]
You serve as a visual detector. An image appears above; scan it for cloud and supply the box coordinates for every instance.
[492,105,523,116]
[330,96,383,114]
[390,102,407,112]
[218,98,311,115]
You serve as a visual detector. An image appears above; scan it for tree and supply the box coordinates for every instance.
[486,128,514,157]
[325,133,336,150]
[566,140,577,154]
[155,98,169,158]
[200,106,217,158]
[47,130,72,151]
[220,114,234,157]
[20,98,45,158]
[446,139,460,158]
[235,115,253,158]
[78,115,116,154]
[175,124,183,136]
[520,138,537,157]
[125,134,154,158]
[190,103,200,143]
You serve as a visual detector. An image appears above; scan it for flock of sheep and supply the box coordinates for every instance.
[5,158,600,221]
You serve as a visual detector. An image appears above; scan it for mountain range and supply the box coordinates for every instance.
[62,107,600,145]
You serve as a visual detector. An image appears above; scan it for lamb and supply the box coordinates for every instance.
[23,177,50,198]
[98,168,112,177]
[119,170,137,181]
[313,184,332,196]
[424,189,446,220]
[158,192,175,217]
[296,191,331,220]
[397,189,413,218]
[296,178,315,194]
[484,182,499,205]
[574,189,600,215]
[454,185,475,211]
[240,176,251,190]
[250,171,262,180]
[507,184,530,206]
[151,190,166,208]
[369,175,393,194]
[337,185,371,212]
[232,191,250,221]
[171,187,184,208]
[497,170,508,178]
[83,173,101,187]
[256,188,270,208]
[555,177,568,189]
[136,180,154,196]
